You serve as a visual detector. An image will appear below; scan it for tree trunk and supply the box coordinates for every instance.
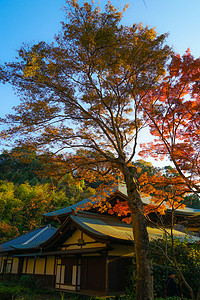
[123,166,154,300]
[197,289,200,300]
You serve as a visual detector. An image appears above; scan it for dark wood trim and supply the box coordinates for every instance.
[105,256,108,295]
[55,257,62,289]
[2,257,7,274]
[59,283,77,287]
[60,240,106,250]
[44,256,47,276]
[76,256,81,291]
[40,247,111,256]
[33,255,36,275]
[53,256,56,276]
[10,258,13,275]
[0,257,3,274]
[18,257,24,275]
[59,259,62,288]
[108,190,128,203]
[2,257,13,276]
[80,231,83,250]
[75,257,78,291]
[25,257,28,274]
[13,252,40,258]
[42,215,109,252]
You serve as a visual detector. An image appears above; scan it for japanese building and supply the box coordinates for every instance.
[0,184,199,296]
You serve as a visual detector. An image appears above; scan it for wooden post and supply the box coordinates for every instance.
[33,255,36,275]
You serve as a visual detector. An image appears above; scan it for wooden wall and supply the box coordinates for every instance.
[107,257,131,293]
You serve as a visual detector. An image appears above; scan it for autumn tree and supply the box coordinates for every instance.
[139,168,198,300]
[140,54,200,297]
[0,1,171,298]
[0,222,19,244]
[107,164,189,224]
[107,165,198,299]
[140,55,200,296]
[140,50,200,196]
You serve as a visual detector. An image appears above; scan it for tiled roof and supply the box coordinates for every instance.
[44,186,118,218]
[44,196,96,217]
[45,183,200,218]
[0,225,57,253]
[71,212,200,243]
[1,211,199,256]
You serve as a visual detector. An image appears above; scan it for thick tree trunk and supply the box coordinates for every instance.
[123,167,154,300]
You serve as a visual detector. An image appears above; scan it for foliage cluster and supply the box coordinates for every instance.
[149,239,200,299]
[0,281,29,300]
[140,50,200,196]
[0,148,49,186]
[105,160,200,224]
[0,148,95,243]
[0,279,185,300]
[125,239,200,299]
[0,274,194,299]
[0,275,63,300]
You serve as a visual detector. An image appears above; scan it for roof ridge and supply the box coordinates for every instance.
[22,226,49,245]
[74,211,125,223]
[0,225,49,247]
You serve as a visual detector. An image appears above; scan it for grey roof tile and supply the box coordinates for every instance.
[71,212,200,243]
[0,225,57,253]
[44,187,117,217]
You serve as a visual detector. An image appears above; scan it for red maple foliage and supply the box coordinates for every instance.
[140,50,200,194]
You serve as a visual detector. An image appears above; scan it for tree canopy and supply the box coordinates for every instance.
[0,147,51,185]
[0,1,174,299]
[140,50,200,195]
[0,2,170,160]
[0,174,95,243]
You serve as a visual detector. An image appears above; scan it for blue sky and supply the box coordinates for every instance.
[0,0,200,116]
[0,0,199,163]
[1,0,200,117]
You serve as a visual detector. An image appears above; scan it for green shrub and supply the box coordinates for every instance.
[124,239,200,299]
[0,282,28,300]
[18,274,36,289]
[149,238,200,299]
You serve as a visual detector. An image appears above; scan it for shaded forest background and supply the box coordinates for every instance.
[0,147,199,244]
[0,147,96,243]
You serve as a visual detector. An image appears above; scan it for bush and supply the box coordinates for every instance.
[18,275,36,289]
[149,238,200,299]
[124,239,200,299]
[0,282,28,300]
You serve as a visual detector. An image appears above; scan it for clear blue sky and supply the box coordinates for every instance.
[1,0,200,116]
[0,0,199,162]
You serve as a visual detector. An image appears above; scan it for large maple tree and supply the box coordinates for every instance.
[139,52,200,299]
[140,50,200,196]
[0,1,171,298]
